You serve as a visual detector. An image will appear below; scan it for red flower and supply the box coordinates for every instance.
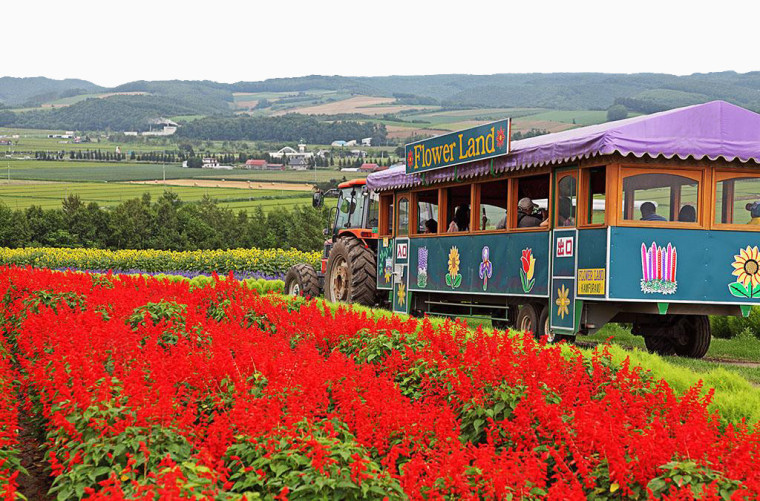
[407,150,414,167]
[496,127,506,148]
[521,248,532,273]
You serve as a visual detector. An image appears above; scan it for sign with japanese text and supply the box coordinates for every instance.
[405,119,511,175]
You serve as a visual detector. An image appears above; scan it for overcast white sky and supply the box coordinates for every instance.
[4,0,759,87]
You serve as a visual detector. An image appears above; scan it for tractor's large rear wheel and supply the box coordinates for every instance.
[284,263,320,299]
[324,238,377,306]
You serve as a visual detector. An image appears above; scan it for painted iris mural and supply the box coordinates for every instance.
[479,246,492,291]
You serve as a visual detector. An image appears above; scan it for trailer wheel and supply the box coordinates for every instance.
[284,264,320,299]
[516,304,541,338]
[643,335,676,356]
[672,315,711,359]
[324,238,377,306]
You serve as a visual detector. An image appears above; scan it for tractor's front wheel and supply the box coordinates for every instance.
[324,238,377,306]
[284,263,320,298]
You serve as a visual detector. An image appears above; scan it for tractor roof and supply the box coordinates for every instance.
[338,178,366,189]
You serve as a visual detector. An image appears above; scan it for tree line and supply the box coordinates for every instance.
[0,192,328,253]
[177,114,387,144]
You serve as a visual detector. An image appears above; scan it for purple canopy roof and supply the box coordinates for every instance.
[367,100,760,191]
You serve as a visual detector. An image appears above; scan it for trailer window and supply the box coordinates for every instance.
[583,167,606,225]
[379,194,393,236]
[513,173,550,229]
[621,172,700,223]
[556,173,577,227]
[397,197,409,236]
[446,185,471,233]
[477,179,508,231]
[415,189,439,234]
[715,176,760,225]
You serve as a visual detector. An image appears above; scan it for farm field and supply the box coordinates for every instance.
[0,180,312,212]
[0,265,758,499]
[0,159,356,185]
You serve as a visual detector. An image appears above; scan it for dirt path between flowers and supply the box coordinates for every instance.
[17,408,53,501]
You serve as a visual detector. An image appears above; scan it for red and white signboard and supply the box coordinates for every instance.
[556,236,574,258]
[396,242,408,260]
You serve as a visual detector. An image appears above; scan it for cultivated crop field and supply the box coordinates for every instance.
[0,180,311,212]
[0,266,758,499]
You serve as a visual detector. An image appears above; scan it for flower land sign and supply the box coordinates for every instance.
[405,119,511,175]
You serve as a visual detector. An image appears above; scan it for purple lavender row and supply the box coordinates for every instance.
[56,268,285,281]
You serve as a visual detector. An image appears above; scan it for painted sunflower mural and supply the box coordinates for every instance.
[729,245,760,298]
[445,246,462,289]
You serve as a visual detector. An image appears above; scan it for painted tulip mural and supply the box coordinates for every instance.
[520,248,536,293]
[641,242,678,294]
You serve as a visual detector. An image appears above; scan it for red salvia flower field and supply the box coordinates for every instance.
[0,265,758,499]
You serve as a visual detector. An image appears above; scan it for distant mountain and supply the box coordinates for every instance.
[0,77,104,107]
[3,72,760,132]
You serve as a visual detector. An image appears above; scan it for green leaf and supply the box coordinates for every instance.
[445,274,452,286]
[752,283,760,298]
[453,274,462,288]
[728,282,750,298]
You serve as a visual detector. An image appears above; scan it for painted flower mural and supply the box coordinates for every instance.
[397,282,406,307]
[729,245,760,298]
[417,247,428,288]
[478,246,493,291]
[556,284,571,319]
[640,242,677,294]
[520,248,536,293]
[378,245,393,285]
[496,127,507,148]
[407,151,415,168]
[445,246,462,289]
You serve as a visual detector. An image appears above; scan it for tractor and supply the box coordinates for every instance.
[284,179,382,305]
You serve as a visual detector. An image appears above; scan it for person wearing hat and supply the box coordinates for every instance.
[746,202,760,225]
[517,197,543,228]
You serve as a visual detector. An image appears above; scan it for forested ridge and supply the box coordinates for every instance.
[4,72,760,133]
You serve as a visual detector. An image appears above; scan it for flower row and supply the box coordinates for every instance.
[0,246,320,276]
[1,266,758,499]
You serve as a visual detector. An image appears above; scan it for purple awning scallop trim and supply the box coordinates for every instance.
[367,101,760,191]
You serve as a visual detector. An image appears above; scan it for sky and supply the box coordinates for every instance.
[4,0,759,88]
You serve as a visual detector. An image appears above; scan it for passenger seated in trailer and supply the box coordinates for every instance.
[496,212,507,230]
[640,201,666,221]
[516,198,543,228]
[447,205,470,232]
[678,204,696,222]
[558,197,575,227]
[747,203,760,225]
[425,218,438,233]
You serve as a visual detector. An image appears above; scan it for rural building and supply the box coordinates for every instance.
[245,159,268,170]
[359,163,387,173]
[331,140,347,147]
[289,156,309,171]
[142,118,179,136]
[361,137,372,146]
[201,158,233,170]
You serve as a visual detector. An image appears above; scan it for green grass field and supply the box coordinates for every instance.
[0,181,312,212]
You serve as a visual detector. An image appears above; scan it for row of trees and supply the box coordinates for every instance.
[0,193,328,253]
[178,114,386,144]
